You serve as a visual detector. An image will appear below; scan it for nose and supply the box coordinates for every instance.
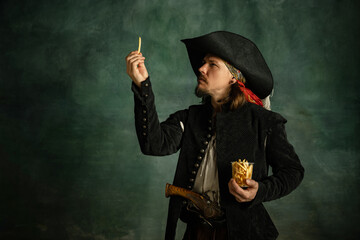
[198,63,206,75]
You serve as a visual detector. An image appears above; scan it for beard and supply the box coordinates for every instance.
[195,85,210,98]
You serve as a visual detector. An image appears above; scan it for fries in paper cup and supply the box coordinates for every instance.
[232,159,254,187]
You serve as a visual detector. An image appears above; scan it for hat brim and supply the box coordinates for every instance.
[181,31,273,99]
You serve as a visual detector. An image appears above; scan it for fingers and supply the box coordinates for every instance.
[125,51,143,68]
[245,179,257,188]
[125,51,148,85]
[126,50,142,58]
[127,55,145,75]
[125,51,143,61]
[126,52,145,71]
[228,178,258,203]
[228,179,247,201]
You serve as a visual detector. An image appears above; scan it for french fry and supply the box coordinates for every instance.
[137,36,141,53]
[232,159,254,187]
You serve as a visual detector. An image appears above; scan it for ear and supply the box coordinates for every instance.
[229,77,236,85]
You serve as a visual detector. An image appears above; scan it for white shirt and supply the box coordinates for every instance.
[192,135,220,204]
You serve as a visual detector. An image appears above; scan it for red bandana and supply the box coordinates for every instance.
[237,80,263,107]
[223,61,263,107]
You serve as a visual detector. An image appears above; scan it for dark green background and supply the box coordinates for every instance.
[1,0,359,239]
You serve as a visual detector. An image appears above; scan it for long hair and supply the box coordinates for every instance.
[224,61,247,110]
[228,81,247,110]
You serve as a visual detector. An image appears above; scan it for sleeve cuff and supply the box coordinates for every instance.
[248,181,266,207]
[131,77,152,104]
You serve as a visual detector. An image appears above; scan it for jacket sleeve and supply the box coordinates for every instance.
[251,120,305,206]
[132,77,188,156]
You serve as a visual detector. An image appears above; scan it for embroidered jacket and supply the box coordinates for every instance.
[132,78,304,240]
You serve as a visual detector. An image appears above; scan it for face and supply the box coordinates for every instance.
[196,54,234,98]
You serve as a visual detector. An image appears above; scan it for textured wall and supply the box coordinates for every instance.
[1,0,359,239]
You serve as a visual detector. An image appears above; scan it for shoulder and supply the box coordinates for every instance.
[188,102,212,113]
[244,103,287,125]
[168,103,208,121]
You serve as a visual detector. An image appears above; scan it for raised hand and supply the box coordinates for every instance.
[125,51,149,87]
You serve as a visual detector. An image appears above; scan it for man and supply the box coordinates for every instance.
[126,31,304,240]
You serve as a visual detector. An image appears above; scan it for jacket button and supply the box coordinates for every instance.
[192,171,196,175]
[143,125,147,129]
[197,156,202,160]
[143,110,147,114]
[200,149,205,153]
[209,119,212,123]
[188,186,192,189]
[208,127,212,131]
[143,118,147,122]
[183,200,187,205]
[194,163,200,168]
[144,94,149,97]
[145,83,149,87]
[189,178,194,182]
[142,132,147,136]
[204,141,209,145]
[207,134,211,138]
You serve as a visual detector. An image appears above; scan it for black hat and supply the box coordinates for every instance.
[181,31,273,99]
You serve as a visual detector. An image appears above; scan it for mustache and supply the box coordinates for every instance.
[197,74,207,82]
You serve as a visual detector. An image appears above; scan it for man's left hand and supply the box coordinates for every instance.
[228,178,259,203]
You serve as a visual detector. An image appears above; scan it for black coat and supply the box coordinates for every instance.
[132,78,304,240]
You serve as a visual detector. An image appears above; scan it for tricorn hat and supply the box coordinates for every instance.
[181,31,273,99]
